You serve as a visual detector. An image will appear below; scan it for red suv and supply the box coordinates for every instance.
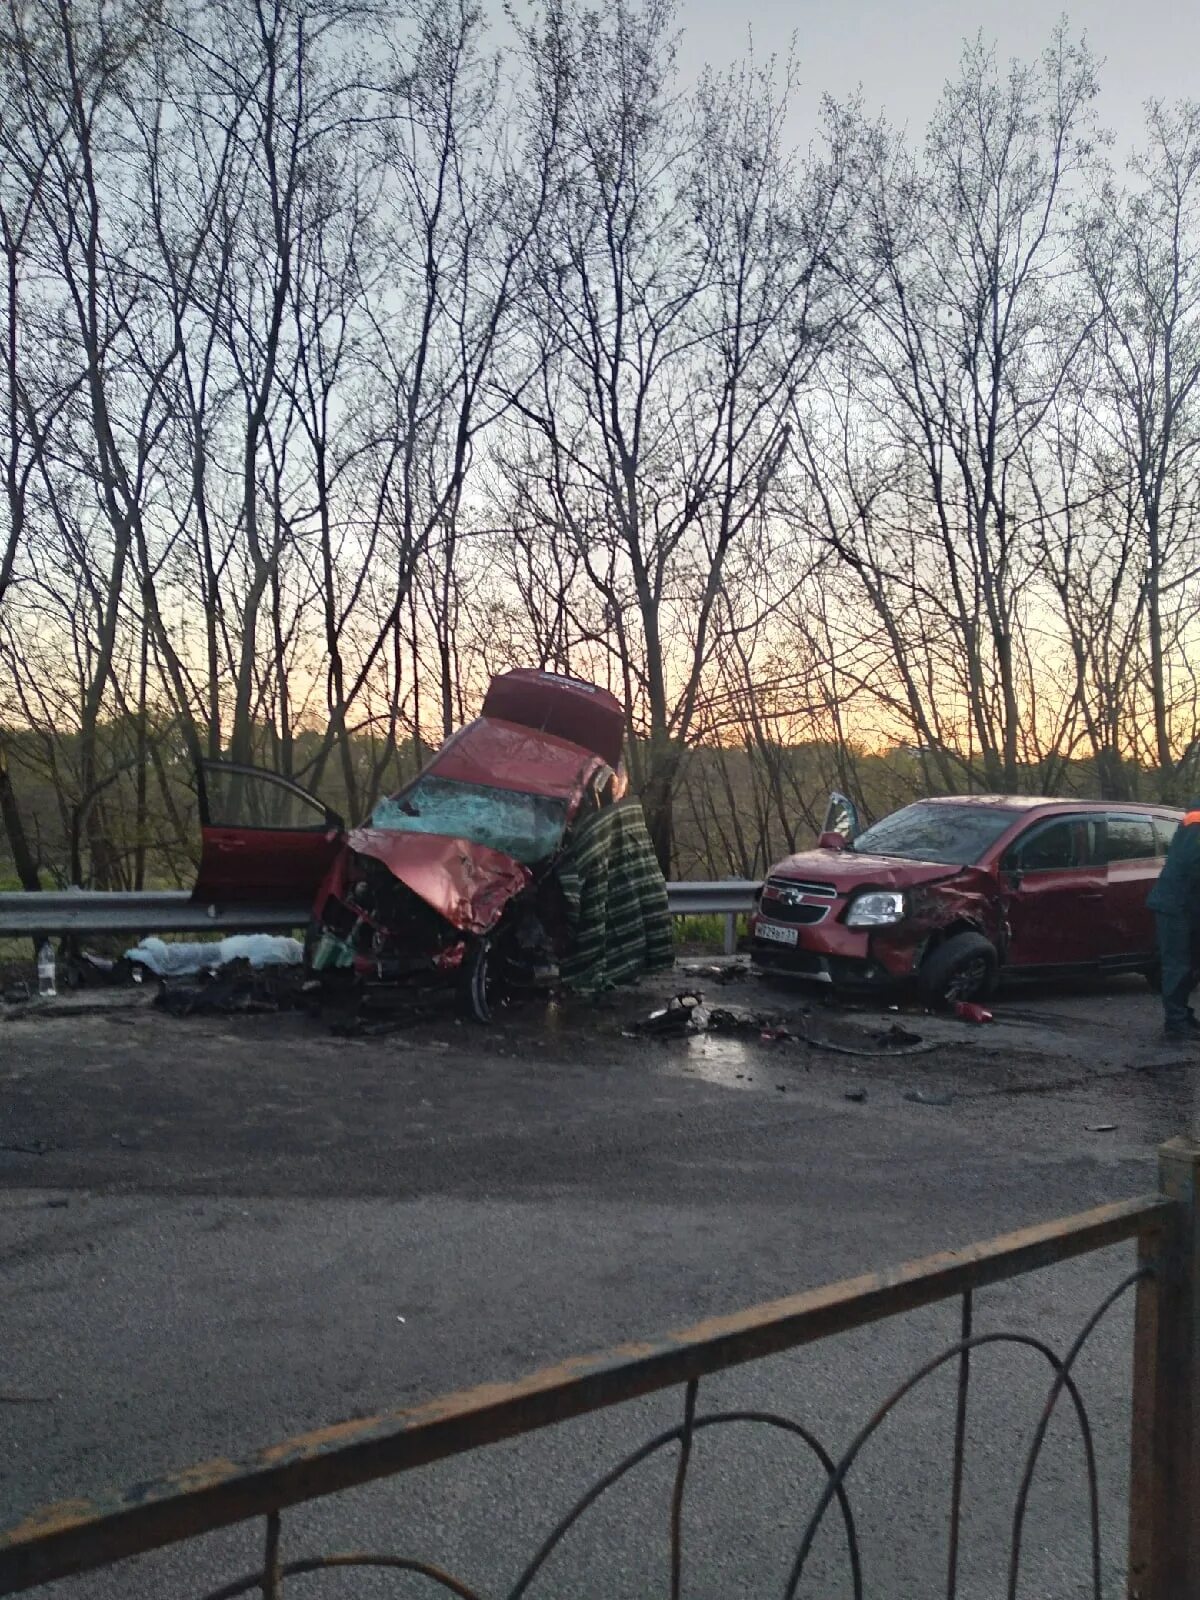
[749,794,1181,1005]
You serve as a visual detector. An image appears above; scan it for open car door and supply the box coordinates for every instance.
[193,761,344,907]
[819,791,860,849]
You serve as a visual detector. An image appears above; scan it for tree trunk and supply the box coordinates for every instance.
[0,737,39,890]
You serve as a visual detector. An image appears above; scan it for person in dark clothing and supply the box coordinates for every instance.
[1147,803,1200,1038]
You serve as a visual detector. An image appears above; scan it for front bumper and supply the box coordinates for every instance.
[749,911,922,988]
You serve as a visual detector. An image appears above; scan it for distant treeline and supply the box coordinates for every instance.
[0,718,1175,891]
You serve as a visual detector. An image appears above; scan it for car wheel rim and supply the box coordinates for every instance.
[945,958,988,1001]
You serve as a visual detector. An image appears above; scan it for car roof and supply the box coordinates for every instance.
[421,715,607,801]
[913,794,1181,817]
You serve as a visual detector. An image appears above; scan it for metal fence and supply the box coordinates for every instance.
[5,1136,1200,1598]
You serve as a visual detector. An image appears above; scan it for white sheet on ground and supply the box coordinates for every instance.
[124,934,303,977]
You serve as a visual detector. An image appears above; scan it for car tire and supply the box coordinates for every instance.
[460,936,497,1023]
[918,932,999,1008]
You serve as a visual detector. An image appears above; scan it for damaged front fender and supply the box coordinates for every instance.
[871,869,1005,977]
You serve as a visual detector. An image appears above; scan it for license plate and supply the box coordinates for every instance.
[757,920,799,947]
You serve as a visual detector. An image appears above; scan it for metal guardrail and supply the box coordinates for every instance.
[0,882,762,946]
[0,891,309,937]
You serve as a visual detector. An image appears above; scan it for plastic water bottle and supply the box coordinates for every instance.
[37,940,56,998]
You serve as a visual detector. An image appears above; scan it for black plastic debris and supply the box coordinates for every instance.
[845,1087,868,1102]
[637,992,707,1036]
[870,1023,923,1049]
[62,952,133,989]
[707,1005,770,1034]
[154,958,303,1018]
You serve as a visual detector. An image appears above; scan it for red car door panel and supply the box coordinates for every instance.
[193,761,344,906]
[1003,814,1105,967]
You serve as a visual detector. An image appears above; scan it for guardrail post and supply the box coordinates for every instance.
[1128,1137,1200,1600]
[723,913,737,956]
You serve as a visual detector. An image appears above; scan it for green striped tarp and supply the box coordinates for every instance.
[557,800,674,995]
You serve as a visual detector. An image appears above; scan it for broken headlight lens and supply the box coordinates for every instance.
[845,890,906,927]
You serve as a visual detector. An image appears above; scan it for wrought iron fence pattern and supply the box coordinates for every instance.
[0,1188,1185,1599]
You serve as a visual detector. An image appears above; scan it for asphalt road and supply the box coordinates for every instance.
[1,966,1196,1598]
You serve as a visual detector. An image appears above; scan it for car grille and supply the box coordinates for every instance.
[759,901,829,925]
[765,875,837,897]
[760,875,837,925]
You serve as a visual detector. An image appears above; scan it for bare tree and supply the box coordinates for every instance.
[1077,100,1200,800]
[498,0,855,867]
[791,30,1100,794]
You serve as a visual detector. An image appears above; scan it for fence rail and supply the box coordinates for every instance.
[0,881,762,945]
[1,1171,1190,1599]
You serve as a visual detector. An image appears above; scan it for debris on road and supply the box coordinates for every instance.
[154,959,307,1018]
[61,951,133,989]
[1086,1123,1117,1132]
[844,1087,868,1102]
[679,962,750,983]
[953,1000,994,1024]
[635,996,937,1058]
[126,935,303,979]
[905,1089,953,1106]
[637,993,707,1036]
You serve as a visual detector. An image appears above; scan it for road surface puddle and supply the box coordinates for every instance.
[663,1032,788,1091]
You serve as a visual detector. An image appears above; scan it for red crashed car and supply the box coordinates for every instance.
[193,670,650,1020]
[750,792,1182,1005]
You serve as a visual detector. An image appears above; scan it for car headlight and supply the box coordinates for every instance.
[845,890,907,927]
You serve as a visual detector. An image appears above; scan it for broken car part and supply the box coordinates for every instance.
[193,671,671,1025]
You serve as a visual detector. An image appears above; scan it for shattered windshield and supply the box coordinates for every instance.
[369,777,569,865]
[852,803,1019,866]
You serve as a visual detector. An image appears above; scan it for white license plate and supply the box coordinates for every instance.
[757,920,799,947]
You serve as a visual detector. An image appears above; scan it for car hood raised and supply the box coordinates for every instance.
[348,827,532,934]
[768,847,968,892]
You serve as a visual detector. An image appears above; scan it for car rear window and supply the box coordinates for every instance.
[1009,816,1101,871]
[370,777,568,865]
[852,803,1021,866]
[1104,815,1156,863]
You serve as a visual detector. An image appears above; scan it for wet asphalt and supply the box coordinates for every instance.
[0,966,1196,1598]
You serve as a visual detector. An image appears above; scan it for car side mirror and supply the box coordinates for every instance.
[818,831,847,852]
